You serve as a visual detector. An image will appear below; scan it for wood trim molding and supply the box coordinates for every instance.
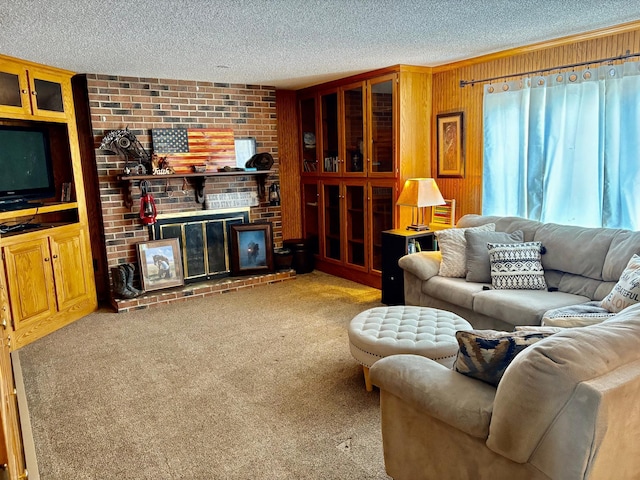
[297,64,432,95]
[432,19,640,74]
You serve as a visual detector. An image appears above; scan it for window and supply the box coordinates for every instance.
[482,62,640,230]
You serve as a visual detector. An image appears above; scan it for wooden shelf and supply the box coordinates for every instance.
[117,170,273,208]
[0,202,78,222]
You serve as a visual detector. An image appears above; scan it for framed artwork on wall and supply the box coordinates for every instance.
[230,222,274,276]
[136,238,184,292]
[436,112,464,178]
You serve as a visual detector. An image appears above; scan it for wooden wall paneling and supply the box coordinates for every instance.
[432,27,640,221]
[276,90,302,240]
[397,67,432,229]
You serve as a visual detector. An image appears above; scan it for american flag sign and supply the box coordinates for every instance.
[152,128,236,173]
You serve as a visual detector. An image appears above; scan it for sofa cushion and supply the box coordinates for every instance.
[600,254,640,313]
[465,230,524,283]
[435,223,495,278]
[533,223,615,279]
[458,215,542,242]
[424,276,487,311]
[542,300,615,327]
[453,329,554,387]
[488,242,547,290]
[602,230,640,282]
[472,289,591,326]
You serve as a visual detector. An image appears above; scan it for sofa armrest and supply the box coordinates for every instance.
[370,354,496,439]
[398,251,442,281]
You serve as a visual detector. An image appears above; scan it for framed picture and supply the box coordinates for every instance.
[436,112,464,178]
[230,222,274,275]
[234,137,256,168]
[136,238,184,292]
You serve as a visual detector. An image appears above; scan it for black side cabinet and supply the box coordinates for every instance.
[381,229,435,305]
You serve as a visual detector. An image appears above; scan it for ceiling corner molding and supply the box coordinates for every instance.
[432,19,640,74]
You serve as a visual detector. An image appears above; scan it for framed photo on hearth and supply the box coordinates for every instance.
[136,238,184,292]
[436,111,464,178]
[230,222,274,276]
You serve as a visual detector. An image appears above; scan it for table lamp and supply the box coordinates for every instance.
[396,178,445,231]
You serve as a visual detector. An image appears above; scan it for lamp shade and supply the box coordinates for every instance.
[396,178,445,207]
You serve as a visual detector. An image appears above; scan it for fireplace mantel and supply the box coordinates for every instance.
[118,170,272,207]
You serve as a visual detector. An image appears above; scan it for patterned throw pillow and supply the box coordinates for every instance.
[434,223,496,278]
[453,329,555,386]
[600,254,640,313]
[487,241,547,290]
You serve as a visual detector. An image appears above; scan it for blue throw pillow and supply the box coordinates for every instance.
[453,329,554,386]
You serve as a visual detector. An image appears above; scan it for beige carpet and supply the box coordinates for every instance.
[17,271,391,480]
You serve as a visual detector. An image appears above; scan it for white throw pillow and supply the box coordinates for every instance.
[435,223,495,278]
[600,254,640,313]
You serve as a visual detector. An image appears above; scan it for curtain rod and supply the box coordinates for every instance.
[459,50,640,88]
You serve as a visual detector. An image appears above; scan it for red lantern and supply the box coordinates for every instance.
[139,180,157,225]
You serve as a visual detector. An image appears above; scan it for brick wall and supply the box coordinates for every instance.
[85,74,281,273]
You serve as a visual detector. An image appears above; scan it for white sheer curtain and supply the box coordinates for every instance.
[482,62,640,230]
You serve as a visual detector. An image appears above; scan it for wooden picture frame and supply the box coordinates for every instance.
[136,238,184,292]
[436,112,464,178]
[230,223,274,276]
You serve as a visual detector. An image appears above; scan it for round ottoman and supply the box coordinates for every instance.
[348,306,473,391]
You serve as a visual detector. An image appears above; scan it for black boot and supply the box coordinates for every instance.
[111,267,137,299]
[121,263,143,296]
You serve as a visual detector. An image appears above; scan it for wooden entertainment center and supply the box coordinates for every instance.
[0,54,97,479]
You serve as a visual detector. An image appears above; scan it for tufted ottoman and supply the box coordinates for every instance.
[348,306,473,391]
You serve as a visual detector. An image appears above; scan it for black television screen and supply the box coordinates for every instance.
[0,125,55,208]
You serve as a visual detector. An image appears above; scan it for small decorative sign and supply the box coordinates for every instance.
[204,192,258,210]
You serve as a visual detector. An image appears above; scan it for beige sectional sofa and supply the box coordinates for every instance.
[370,302,640,480]
[399,214,640,330]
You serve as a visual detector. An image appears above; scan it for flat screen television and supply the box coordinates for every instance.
[0,125,56,210]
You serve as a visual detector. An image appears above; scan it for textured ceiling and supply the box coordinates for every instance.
[2,1,640,89]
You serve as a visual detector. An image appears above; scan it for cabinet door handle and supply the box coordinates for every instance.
[1,319,6,329]
[21,89,28,94]
[52,254,58,259]
[44,257,50,262]
[31,90,37,96]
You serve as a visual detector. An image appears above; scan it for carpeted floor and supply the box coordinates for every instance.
[16,271,391,480]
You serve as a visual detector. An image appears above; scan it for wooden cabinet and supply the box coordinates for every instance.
[3,226,92,346]
[0,53,97,476]
[0,57,69,121]
[298,65,432,287]
[0,257,26,480]
[314,179,395,286]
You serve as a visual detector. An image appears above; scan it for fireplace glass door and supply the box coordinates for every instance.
[151,210,249,283]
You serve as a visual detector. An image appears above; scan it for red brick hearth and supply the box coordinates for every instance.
[112,270,296,313]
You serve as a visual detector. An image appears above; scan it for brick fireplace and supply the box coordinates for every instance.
[84,74,288,310]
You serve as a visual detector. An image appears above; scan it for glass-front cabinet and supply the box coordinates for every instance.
[368,75,396,175]
[322,182,342,261]
[0,60,67,120]
[299,95,318,174]
[302,180,319,255]
[369,182,396,272]
[320,89,339,174]
[345,184,366,268]
[318,180,392,273]
[296,66,429,289]
[342,82,365,174]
